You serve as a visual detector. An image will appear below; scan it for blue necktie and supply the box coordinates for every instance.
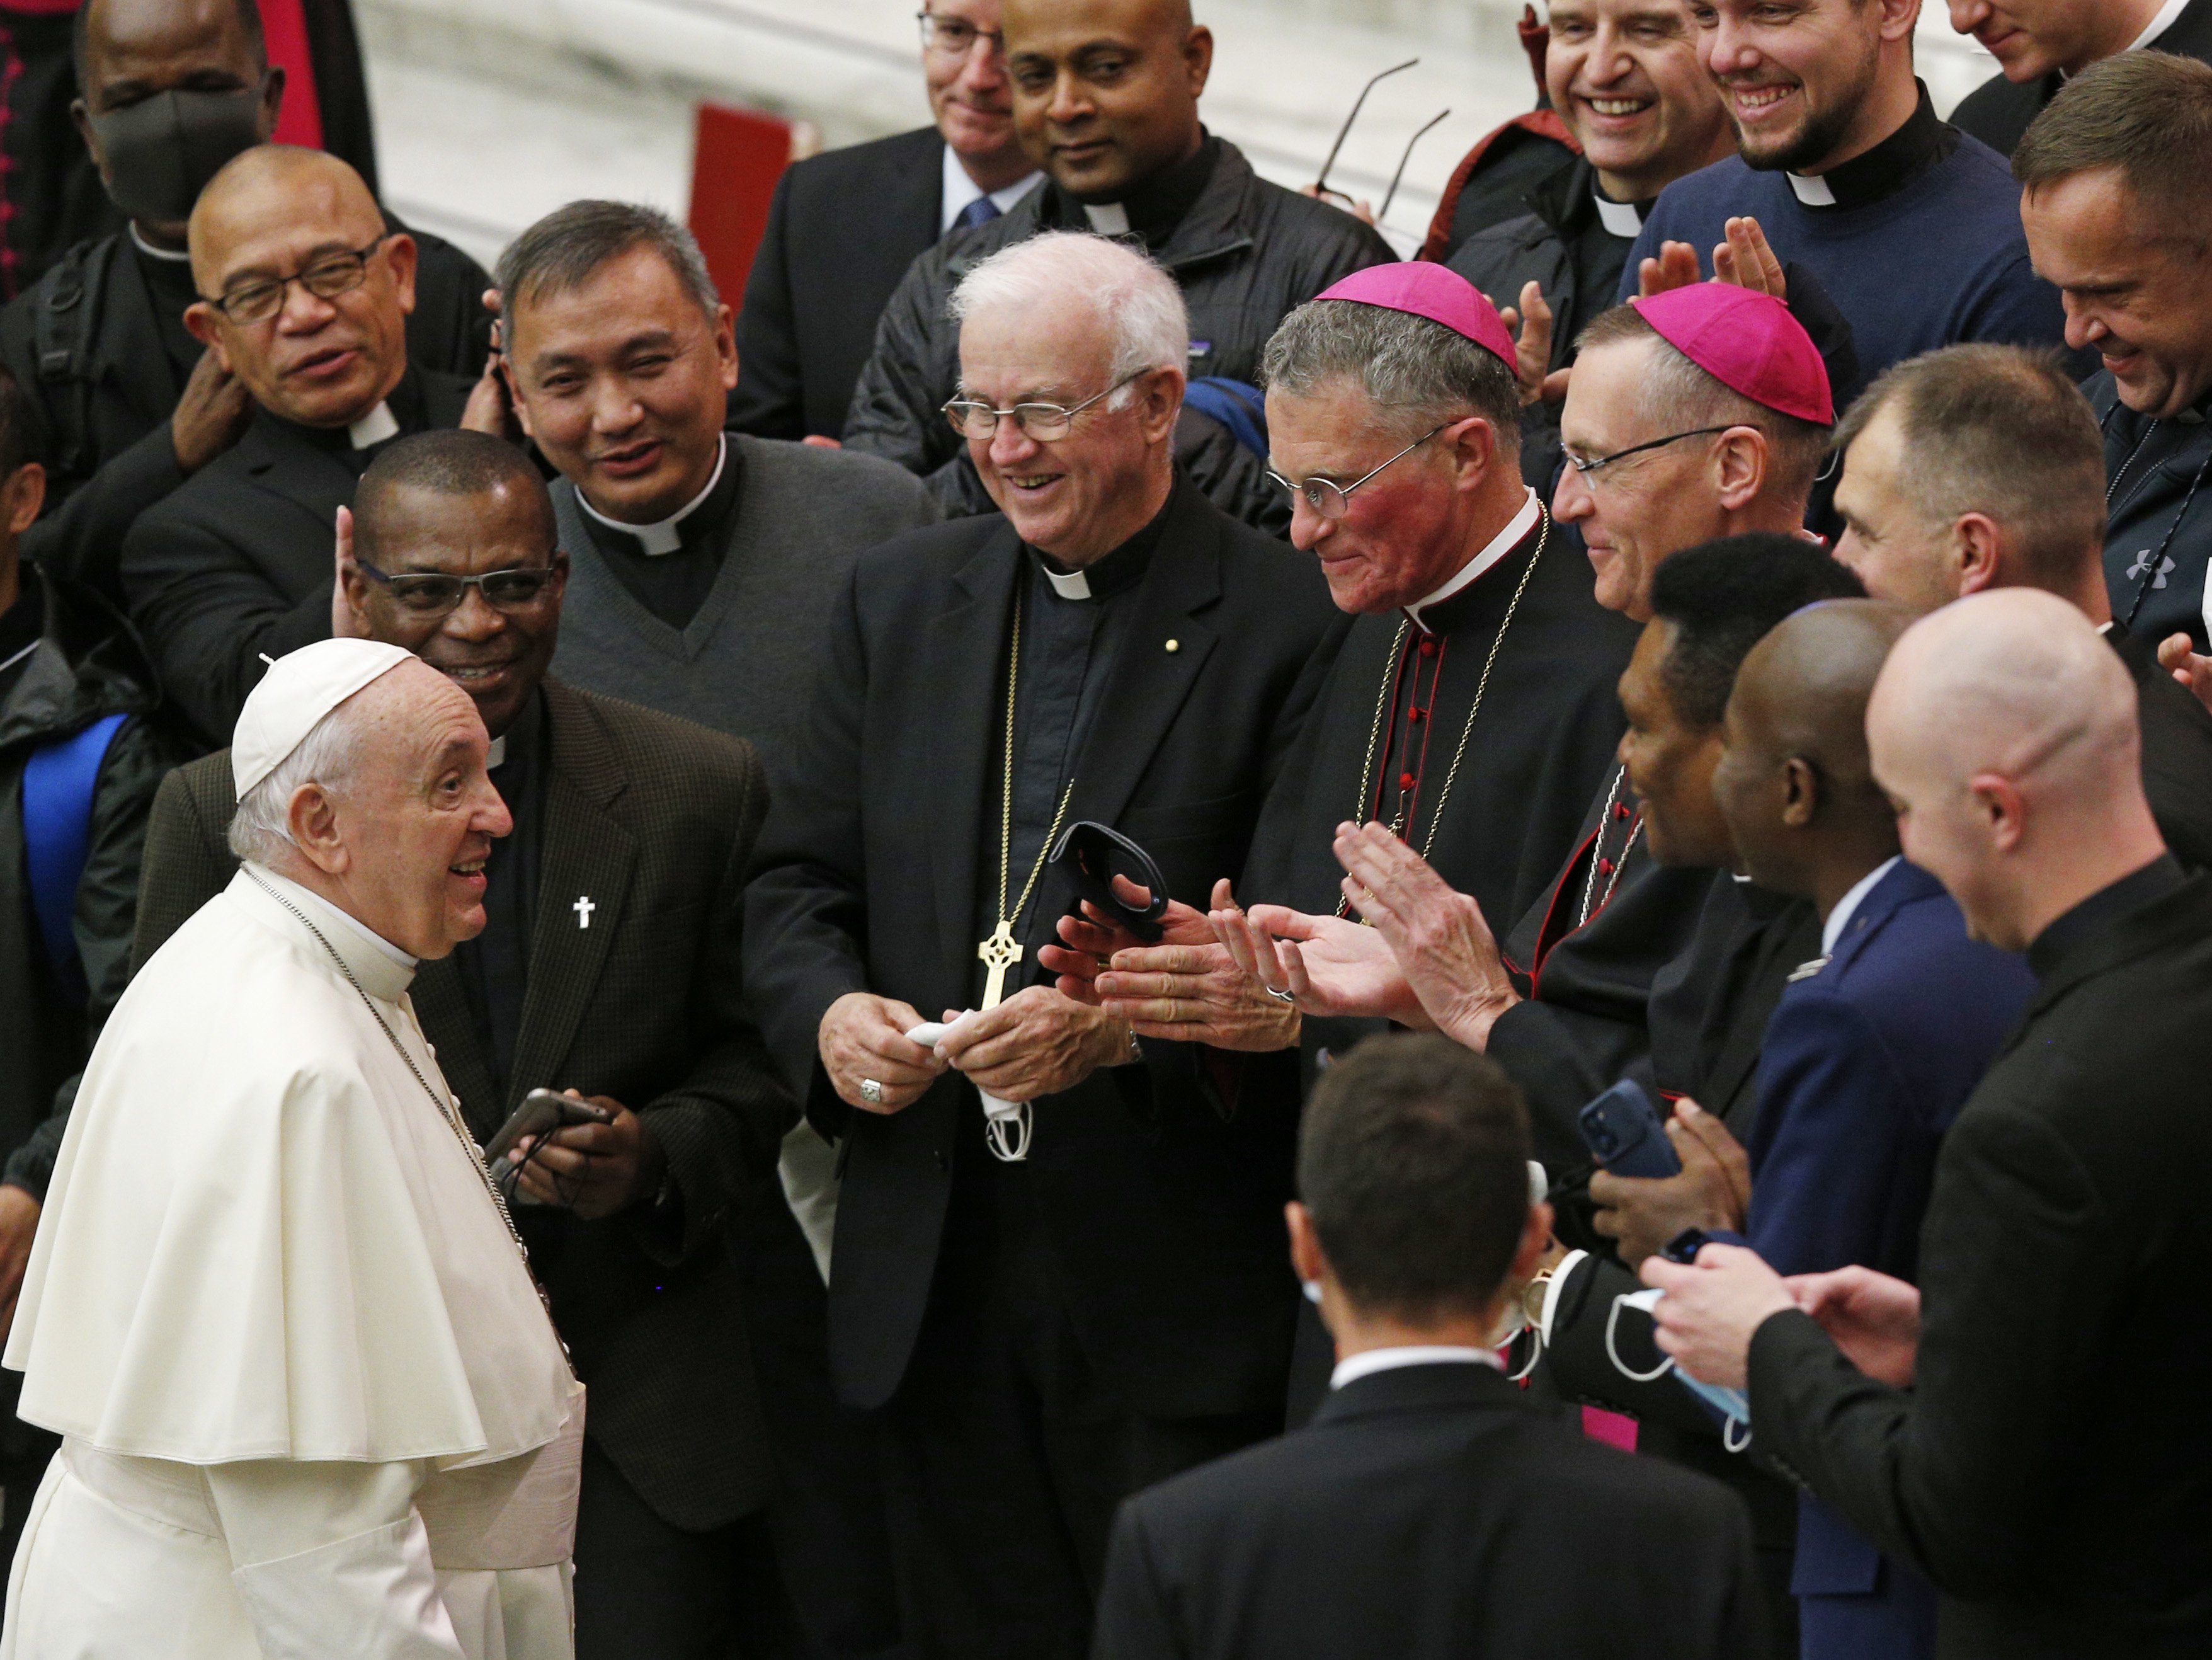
[952,195,1001,233]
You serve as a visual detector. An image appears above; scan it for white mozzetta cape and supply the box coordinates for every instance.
[7,868,578,1461]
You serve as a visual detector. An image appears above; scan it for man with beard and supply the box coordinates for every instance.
[842,0,1392,532]
[1623,0,2065,410]
[1949,0,2212,158]
[0,0,492,602]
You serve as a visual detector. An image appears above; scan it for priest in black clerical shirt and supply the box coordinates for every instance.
[842,0,1391,530]
[118,146,503,748]
[744,231,1343,1659]
[118,431,796,1660]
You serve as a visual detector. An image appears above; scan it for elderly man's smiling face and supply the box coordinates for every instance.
[956,291,1180,563]
[292,660,513,959]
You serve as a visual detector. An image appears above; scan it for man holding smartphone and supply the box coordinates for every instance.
[110,430,800,1660]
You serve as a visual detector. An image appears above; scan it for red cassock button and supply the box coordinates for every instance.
[1409,707,1426,723]
[1615,802,1632,820]
[1418,638,1437,657]
[1400,772,1417,791]
[1597,858,1614,876]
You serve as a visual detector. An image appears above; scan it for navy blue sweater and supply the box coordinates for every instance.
[1621,132,2065,410]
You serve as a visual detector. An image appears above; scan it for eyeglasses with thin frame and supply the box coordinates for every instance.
[917,10,1005,57]
[943,370,1145,442]
[203,234,393,325]
[1265,423,1449,520]
[1564,425,1740,480]
[353,562,558,617]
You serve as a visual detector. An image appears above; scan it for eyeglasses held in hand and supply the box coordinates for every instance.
[1266,423,1449,520]
[917,11,1005,58]
[943,371,1144,442]
[1563,426,1739,478]
[203,235,394,325]
[353,563,558,616]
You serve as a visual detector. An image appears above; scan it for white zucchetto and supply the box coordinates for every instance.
[232,638,413,798]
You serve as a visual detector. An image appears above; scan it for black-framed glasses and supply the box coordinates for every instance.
[918,10,1004,57]
[1565,425,1740,479]
[944,370,1144,441]
[203,234,392,324]
[1265,423,1449,520]
[353,562,558,617]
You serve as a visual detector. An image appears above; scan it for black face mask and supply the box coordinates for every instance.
[88,84,265,226]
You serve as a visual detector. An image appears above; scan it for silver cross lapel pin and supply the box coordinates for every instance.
[573,895,596,930]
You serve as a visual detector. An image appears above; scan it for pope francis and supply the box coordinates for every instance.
[1,640,583,1657]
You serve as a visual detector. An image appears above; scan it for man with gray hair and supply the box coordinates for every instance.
[745,229,1343,1657]
[496,198,938,770]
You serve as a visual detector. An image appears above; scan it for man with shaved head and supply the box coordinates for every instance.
[1545,600,2034,1660]
[1646,590,2212,1656]
[1830,342,2212,872]
[843,0,1393,530]
[118,144,509,747]
[0,0,493,604]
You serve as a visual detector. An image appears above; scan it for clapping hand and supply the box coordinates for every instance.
[1040,874,1212,1006]
[1086,879,1302,1051]
[1333,823,1522,1048]
[1219,900,1430,1026]
[1496,280,1570,406]
[1638,217,1787,300]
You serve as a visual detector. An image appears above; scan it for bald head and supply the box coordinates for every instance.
[1711,599,1912,901]
[185,146,416,430]
[1004,0,1211,202]
[1868,590,2164,949]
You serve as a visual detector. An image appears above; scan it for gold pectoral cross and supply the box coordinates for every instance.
[978,920,1023,1010]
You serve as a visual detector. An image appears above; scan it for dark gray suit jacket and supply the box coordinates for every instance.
[128,678,795,1531]
[1095,1361,1767,1660]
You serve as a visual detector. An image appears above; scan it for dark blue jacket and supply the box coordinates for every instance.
[1745,861,2034,1658]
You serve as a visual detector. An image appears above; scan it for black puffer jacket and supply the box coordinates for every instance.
[841,138,1392,533]
[0,564,184,1198]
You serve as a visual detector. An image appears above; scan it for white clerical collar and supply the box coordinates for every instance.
[1085,200,1133,237]
[127,223,192,263]
[578,434,727,556]
[1331,1344,1503,1390]
[1821,854,1902,958]
[348,401,401,451]
[1040,563,1092,600]
[1593,192,1645,238]
[1405,488,1541,627]
[486,734,508,769]
[2134,0,2191,50]
[1786,171,1838,207]
[938,144,1045,236]
[244,863,418,992]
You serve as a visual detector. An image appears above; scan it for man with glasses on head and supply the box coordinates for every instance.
[746,231,1342,1660]
[734,0,1041,442]
[118,144,510,749]
[108,428,800,1660]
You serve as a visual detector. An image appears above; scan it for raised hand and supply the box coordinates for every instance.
[1636,239,1705,297]
[1333,822,1521,1048]
[331,504,371,639]
[1711,217,1787,297]
[1495,280,1570,406]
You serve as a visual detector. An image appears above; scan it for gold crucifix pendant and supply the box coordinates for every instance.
[978,920,1023,1009]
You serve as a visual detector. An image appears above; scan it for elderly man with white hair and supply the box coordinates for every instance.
[3,639,582,1659]
[744,229,1342,1658]
[1643,589,2212,1657]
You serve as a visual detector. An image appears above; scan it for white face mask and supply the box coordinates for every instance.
[1608,1286,1753,1452]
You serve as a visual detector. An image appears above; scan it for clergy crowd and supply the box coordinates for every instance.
[3,0,2212,1657]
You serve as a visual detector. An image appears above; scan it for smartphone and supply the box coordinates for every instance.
[484,1088,611,1172]
[1577,1079,1681,1179]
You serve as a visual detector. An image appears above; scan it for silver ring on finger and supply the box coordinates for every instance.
[1266,985,1297,1004]
[860,1079,885,1106]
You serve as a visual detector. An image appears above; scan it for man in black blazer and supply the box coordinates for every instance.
[1948,0,2212,158]
[120,144,500,748]
[1828,343,2212,871]
[111,432,797,1660]
[731,0,1040,440]
[1648,590,2212,1659]
[1094,1033,1765,1660]
[744,232,1343,1659]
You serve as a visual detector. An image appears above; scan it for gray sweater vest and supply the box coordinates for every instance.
[549,435,937,769]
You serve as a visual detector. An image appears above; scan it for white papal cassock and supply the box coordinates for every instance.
[1,865,584,1659]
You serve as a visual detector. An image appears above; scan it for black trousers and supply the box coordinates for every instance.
[876,1123,1275,1660]
[574,1435,802,1660]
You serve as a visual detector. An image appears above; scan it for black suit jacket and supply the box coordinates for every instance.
[2109,627,2212,872]
[128,680,794,1531]
[117,369,475,747]
[731,125,947,442]
[1951,0,2212,157]
[1093,1361,1767,1660]
[1748,874,2212,1658]
[744,476,1345,1414]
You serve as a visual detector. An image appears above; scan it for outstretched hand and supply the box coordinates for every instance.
[1333,823,1521,1048]
[1223,902,1430,1025]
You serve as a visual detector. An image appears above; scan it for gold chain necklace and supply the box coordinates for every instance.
[1576,763,1642,928]
[1340,512,1549,918]
[978,592,1077,1009]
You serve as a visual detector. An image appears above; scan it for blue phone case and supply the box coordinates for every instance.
[1577,1080,1681,1179]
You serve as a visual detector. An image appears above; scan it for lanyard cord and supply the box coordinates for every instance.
[2104,403,2212,633]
